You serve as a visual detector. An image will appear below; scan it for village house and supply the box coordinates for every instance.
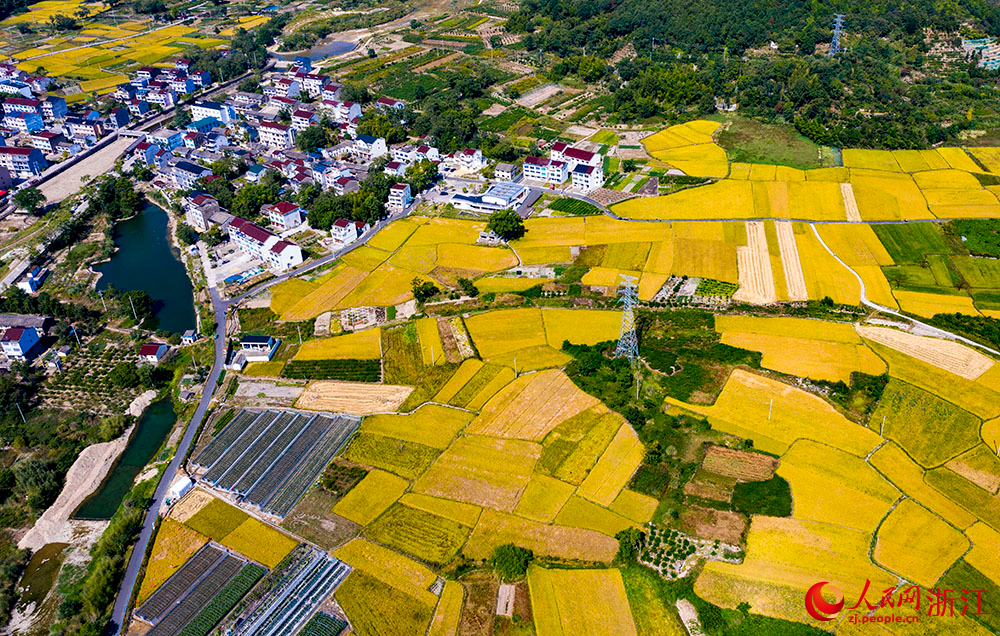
[228,217,304,272]
[1,327,40,360]
[139,342,169,365]
[331,218,370,244]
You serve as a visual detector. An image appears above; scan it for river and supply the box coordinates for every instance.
[274,38,355,62]
[96,204,196,334]
[73,401,177,520]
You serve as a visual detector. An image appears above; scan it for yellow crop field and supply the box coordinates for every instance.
[576,425,644,506]
[541,308,621,348]
[363,405,474,450]
[333,469,409,525]
[748,163,778,181]
[965,523,1000,584]
[405,218,484,246]
[517,245,573,265]
[638,273,670,301]
[80,74,128,92]
[437,243,517,271]
[399,493,482,527]
[729,162,752,179]
[778,441,899,532]
[341,246,391,272]
[367,219,422,251]
[279,265,368,320]
[413,435,540,511]
[464,509,618,562]
[816,225,894,266]
[715,315,860,342]
[794,223,861,305]
[968,147,1000,173]
[643,240,674,275]
[868,443,976,530]
[428,580,464,636]
[874,500,968,587]
[805,167,850,182]
[857,326,993,380]
[465,308,546,359]
[528,566,637,636]
[387,244,437,274]
[295,327,380,360]
[774,165,805,181]
[4,1,106,25]
[337,264,425,309]
[720,332,884,383]
[695,516,897,624]
[335,538,438,606]
[935,147,982,173]
[585,215,673,244]
[465,366,516,411]
[891,150,931,173]
[850,172,933,220]
[554,496,636,536]
[221,518,298,568]
[469,369,599,441]
[416,317,445,366]
[433,359,483,403]
[912,169,982,190]
[269,278,317,316]
[542,407,624,485]
[671,237,738,283]
[917,149,952,170]
[613,180,753,221]
[843,149,901,172]
[784,182,846,220]
[923,188,999,206]
[602,242,651,270]
[642,120,719,151]
[667,370,881,457]
[609,490,658,524]
[513,475,576,522]
[513,218,586,247]
[891,289,980,318]
[656,144,729,178]
[476,277,553,292]
[488,345,573,373]
[581,266,640,288]
[138,519,208,605]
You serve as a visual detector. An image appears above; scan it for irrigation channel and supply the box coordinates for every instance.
[95,204,197,334]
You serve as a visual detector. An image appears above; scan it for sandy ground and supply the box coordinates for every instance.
[18,390,156,552]
[40,137,134,203]
[295,381,413,415]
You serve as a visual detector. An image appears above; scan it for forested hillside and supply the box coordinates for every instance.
[508,0,1000,148]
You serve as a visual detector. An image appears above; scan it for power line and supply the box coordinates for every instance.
[829,14,846,57]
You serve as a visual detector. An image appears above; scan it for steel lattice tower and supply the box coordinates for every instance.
[615,275,639,361]
[829,14,845,56]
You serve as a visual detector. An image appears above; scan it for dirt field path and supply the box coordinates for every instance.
[775,220,808,301]
[841,182,861,222]
[733,221,777,304]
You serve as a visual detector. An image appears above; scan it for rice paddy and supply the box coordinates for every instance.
[874,499,969,587]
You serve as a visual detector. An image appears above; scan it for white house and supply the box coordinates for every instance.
[291,109,319,132]
[495,162,520,182]
[139,342,168,364]
[240,335,279,361]
[228,217,304,272]
[331,218,370,244]
[354,134,387,160]
[261,201,306,231]
[415,144,440,162]
[387,183,412,212]
[522,156,567,185]
[319,100,361,123]
[0,327,39,360]
[190,100,234,124]
[551,143,603,189]
[571,164,604,190]
[16,266,47,293]
[444,148,485,173]
[259,121,295,149]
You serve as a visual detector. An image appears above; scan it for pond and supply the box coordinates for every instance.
[73,400,177,520]
[274,38,355,62]
[96,205,196,334]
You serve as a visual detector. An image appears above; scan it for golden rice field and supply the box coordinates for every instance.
[399,492,482,527]
[427,580,464,636]
[464,509,618,562]
[334,538,438,606]
[3,0,105,25]
[137,519,208,605]
[294,327,381,360]
[576,425,644,507]
[528,566,638,636]
[609,489,658,524]
[891,289,981,318]
[965,523,1000,584]
[553,495,636,536]
[362,404,473,450]
[873,499,969,587]
[416,317,445,366]
[512,475,576,523]
[432,359,483,404]
[219,518,298,568]
[719,332,884,383]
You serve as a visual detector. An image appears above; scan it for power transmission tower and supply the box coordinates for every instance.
[615,275,639,361]
[829,14,845,56]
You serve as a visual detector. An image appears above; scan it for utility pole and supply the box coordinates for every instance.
[71,328,81,347]
[297,324,302,345]
[15,402,25,424]
[129,296,139,322]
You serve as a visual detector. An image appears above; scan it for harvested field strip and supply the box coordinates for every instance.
[874,499,968,587]
[841,183,861,222]
[469,369,600,441]
[774,220,807,300]
[138,519,210,605]
[856,326,993,380]
[868,442,976,530]
[666,370,881,457]
[701,446,777,481]
[732,221,776,304]
[333,469,409,525]
[399,493,482,527]
[778,440,899,532]
[366,504,471,565]
[295,382,413,416]
[280,266,368,321]
[513,475,576,523]
[334,538,438,606]
[576,425,644,506]
[926,467,1000,531]
[554,496,636,536]
[464,509,618,562]
[362,404,473,449]
[449,364,503,408]
[527,566,637,636]
[417,317,447,366]
[946,445,1000,494]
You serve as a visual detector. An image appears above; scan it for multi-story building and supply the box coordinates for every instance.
[108,107,130,129]
[415,144,440,162]
[330,218,370,244]
[550,142,602,171]
[331,175,360,194]
[386,183,412,212]
[522,156,567,185]
[451,182,529,213]
[30,131,64,153]
[321,83,343,101]
[259,121,295,149]
[570,164,604,190]
[41,96,67,120]
[149,128,184,150]
[65,116,103,139]
[0,146,47,177]
[391,144,417,164]
[375,96,405,112]
[3,112,42,132]
[191,101,234,124]
[128,99,151,118]
[261,201,306,231]
[228,217,304,271]
[146,89,176,108]
[354,134,387,160]
[291,109,319,132]
[169,76,194,94]
[172,160,212,189]
[184,191,220,231]
[264,77,300,98]
[443,148,486,172]
[296,72,330,96]
[2,97,41,116]
[0,81,32,98]
[1,327,39,360]
[319,99,361,123]
[495,162,520,182]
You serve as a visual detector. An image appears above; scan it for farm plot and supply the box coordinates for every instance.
[138,519,209,605]
[554,496,636,536]
[464,509,618,562]
[856,326,993,379]
[576,425,644,507]
[449,364,516,411]
[295,328,381,360]
[700,445,777,481]
[774,220,808,300]
[365,503,472,565]
[715,315,860,342]
[177,563,266,636]
[295,382,413,415]
[666,370,881,458]
[891,289,981,318]
[136,543,231,624]
[850,171,933,221]
[719,332,884,383]
[514,474,577,523]
[874,499,969,586]
[428,580,464,636]
[777,440,899,532]
[344,432,441,479]
[361,404,474,449]
[869,379,981,468]
[538,406,623,485]
[417,317,446,365]
[336,570,435,636]
[464,308,547,359]
[413,435,540,511]
[527,566,637,636]
[334,538,438,606]
[732,221,776,304]
[274,265,368,321]
[234,549,351,636]
[143,554,248,636]
[468,369,599,441]
[333,469,408,526]
[399,493,482,527]
[946,445,1000,494]
[612,180,752,221]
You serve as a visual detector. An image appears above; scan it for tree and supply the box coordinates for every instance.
[296,124,328,153]
[13,188,45,215]
[487,209,525,240]
[405,159,438,193]
[177,223,199,246]
[13,459,59,511]
[97,415,129,443]
[173,107,191,127]
[202,226,224,247]
[614,527,645,563]
[231,183,278,219]
[411,278,439,302]
[108,362,140,388]
[490,544,533,581]
[458,277,479,297]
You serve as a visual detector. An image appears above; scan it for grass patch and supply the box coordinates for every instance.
[282,359,381,381]
[872,223,950,264]
[549,198,603,216]
[731,475,792,517]
[713,114,823,170]
[938,560,1000,633]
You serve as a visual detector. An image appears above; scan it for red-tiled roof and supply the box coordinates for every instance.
[139,343,162,356]
[564,147,596,162]
[272,201,299,214]
[2,327,24,342]
[270,240,291,254]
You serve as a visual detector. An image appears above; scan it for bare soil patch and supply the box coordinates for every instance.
[459,571,499,636]
[679,506,747,544]
[280,486,361,550]
[296,381,413,415]
[701,445,778,482]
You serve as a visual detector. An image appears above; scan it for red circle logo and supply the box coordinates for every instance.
[805,582,845,621]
